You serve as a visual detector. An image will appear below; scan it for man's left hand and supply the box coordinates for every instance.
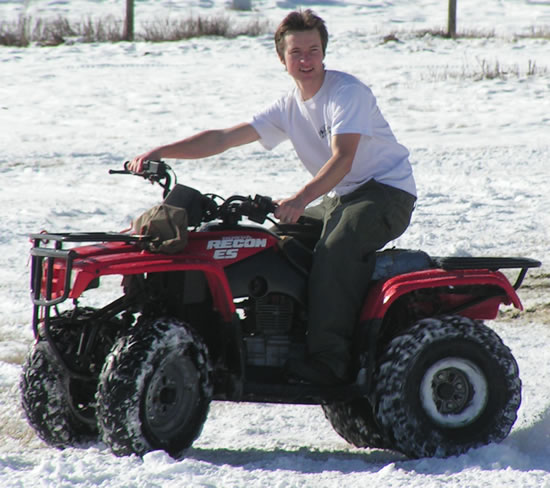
[274,194,307,224]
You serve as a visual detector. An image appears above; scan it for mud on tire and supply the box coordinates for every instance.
[374,315,521,458]
[96,317,212,458]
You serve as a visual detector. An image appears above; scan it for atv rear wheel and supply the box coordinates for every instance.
[374,315,521,458]
[96,317,212,458]
[322,397,389,450]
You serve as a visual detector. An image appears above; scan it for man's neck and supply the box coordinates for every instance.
[297,69,326,101]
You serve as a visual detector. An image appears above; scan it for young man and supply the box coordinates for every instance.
[129,10,416,385]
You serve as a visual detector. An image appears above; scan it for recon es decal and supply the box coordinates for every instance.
[207,236,268,259]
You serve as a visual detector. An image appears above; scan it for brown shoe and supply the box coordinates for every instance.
[285,358,347,385]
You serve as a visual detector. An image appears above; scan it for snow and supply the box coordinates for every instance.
[1,0,549,486]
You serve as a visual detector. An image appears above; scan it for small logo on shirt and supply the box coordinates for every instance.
[319,125,332,139]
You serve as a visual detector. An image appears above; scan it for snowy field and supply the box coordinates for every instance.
[1,0,550,486]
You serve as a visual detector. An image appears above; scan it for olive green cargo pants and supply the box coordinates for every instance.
[303,179,416,379]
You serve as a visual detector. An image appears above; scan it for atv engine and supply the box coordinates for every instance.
[241,293,304,367]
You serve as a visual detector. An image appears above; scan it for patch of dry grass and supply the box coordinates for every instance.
[0,13,271,47]
[140,15,269,42]
[498,271,550,324]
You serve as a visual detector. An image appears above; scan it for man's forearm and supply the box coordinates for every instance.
[296,132,361,204]
[297,153,354,205]
[154,130,227,160]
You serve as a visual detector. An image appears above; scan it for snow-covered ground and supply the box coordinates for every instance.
[1,0,549,486]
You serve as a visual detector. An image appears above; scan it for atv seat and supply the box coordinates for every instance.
[371,249,433,281]
[279,243,434,282]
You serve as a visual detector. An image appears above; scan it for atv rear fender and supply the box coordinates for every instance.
[360,267,522,322]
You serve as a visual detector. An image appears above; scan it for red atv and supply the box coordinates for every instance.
[21,161,540,459]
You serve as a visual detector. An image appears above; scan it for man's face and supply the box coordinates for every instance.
[282,29,325,85]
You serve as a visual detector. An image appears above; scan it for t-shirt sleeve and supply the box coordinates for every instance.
[330,83,377,137]
[250,98,289,150]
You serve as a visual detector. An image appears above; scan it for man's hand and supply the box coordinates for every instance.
[128,150,160,173]
[274,194,307,224]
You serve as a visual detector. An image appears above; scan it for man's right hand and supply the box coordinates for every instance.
[126,159,142,173]
[128,151,158,173]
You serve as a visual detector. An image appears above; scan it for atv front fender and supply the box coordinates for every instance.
[360,268,522,322]
[69,251,235,321]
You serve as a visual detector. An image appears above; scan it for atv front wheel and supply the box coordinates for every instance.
[20,342,98,447]
[374,315,521,458]
[20,308,121,448]
[96,317,212,458]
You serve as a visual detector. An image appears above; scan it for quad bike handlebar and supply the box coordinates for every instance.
[109,161,175,198]
[109,160,317,228]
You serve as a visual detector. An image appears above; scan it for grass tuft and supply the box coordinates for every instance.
[409,26,550,40]
[419,58,548,81]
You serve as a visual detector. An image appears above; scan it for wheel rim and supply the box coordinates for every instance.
[144,351,200,439]
[419,357,488,428]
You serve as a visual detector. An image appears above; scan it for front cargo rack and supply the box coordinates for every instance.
[30,232,149,302]
[28,232,154,380]
[29,232,150,330]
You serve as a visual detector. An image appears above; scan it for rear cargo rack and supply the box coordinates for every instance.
[433,256,541,289]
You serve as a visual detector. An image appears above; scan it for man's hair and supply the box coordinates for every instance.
[274,9,328,61]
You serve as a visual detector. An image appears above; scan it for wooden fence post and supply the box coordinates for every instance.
[448,0,457,38]
[124,0,134,41]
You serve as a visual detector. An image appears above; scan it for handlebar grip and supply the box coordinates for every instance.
[253,194,277,213]
[109,161,133,175]
[109,160,167,176]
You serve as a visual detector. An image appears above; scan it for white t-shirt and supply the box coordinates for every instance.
[250,70,416,197]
